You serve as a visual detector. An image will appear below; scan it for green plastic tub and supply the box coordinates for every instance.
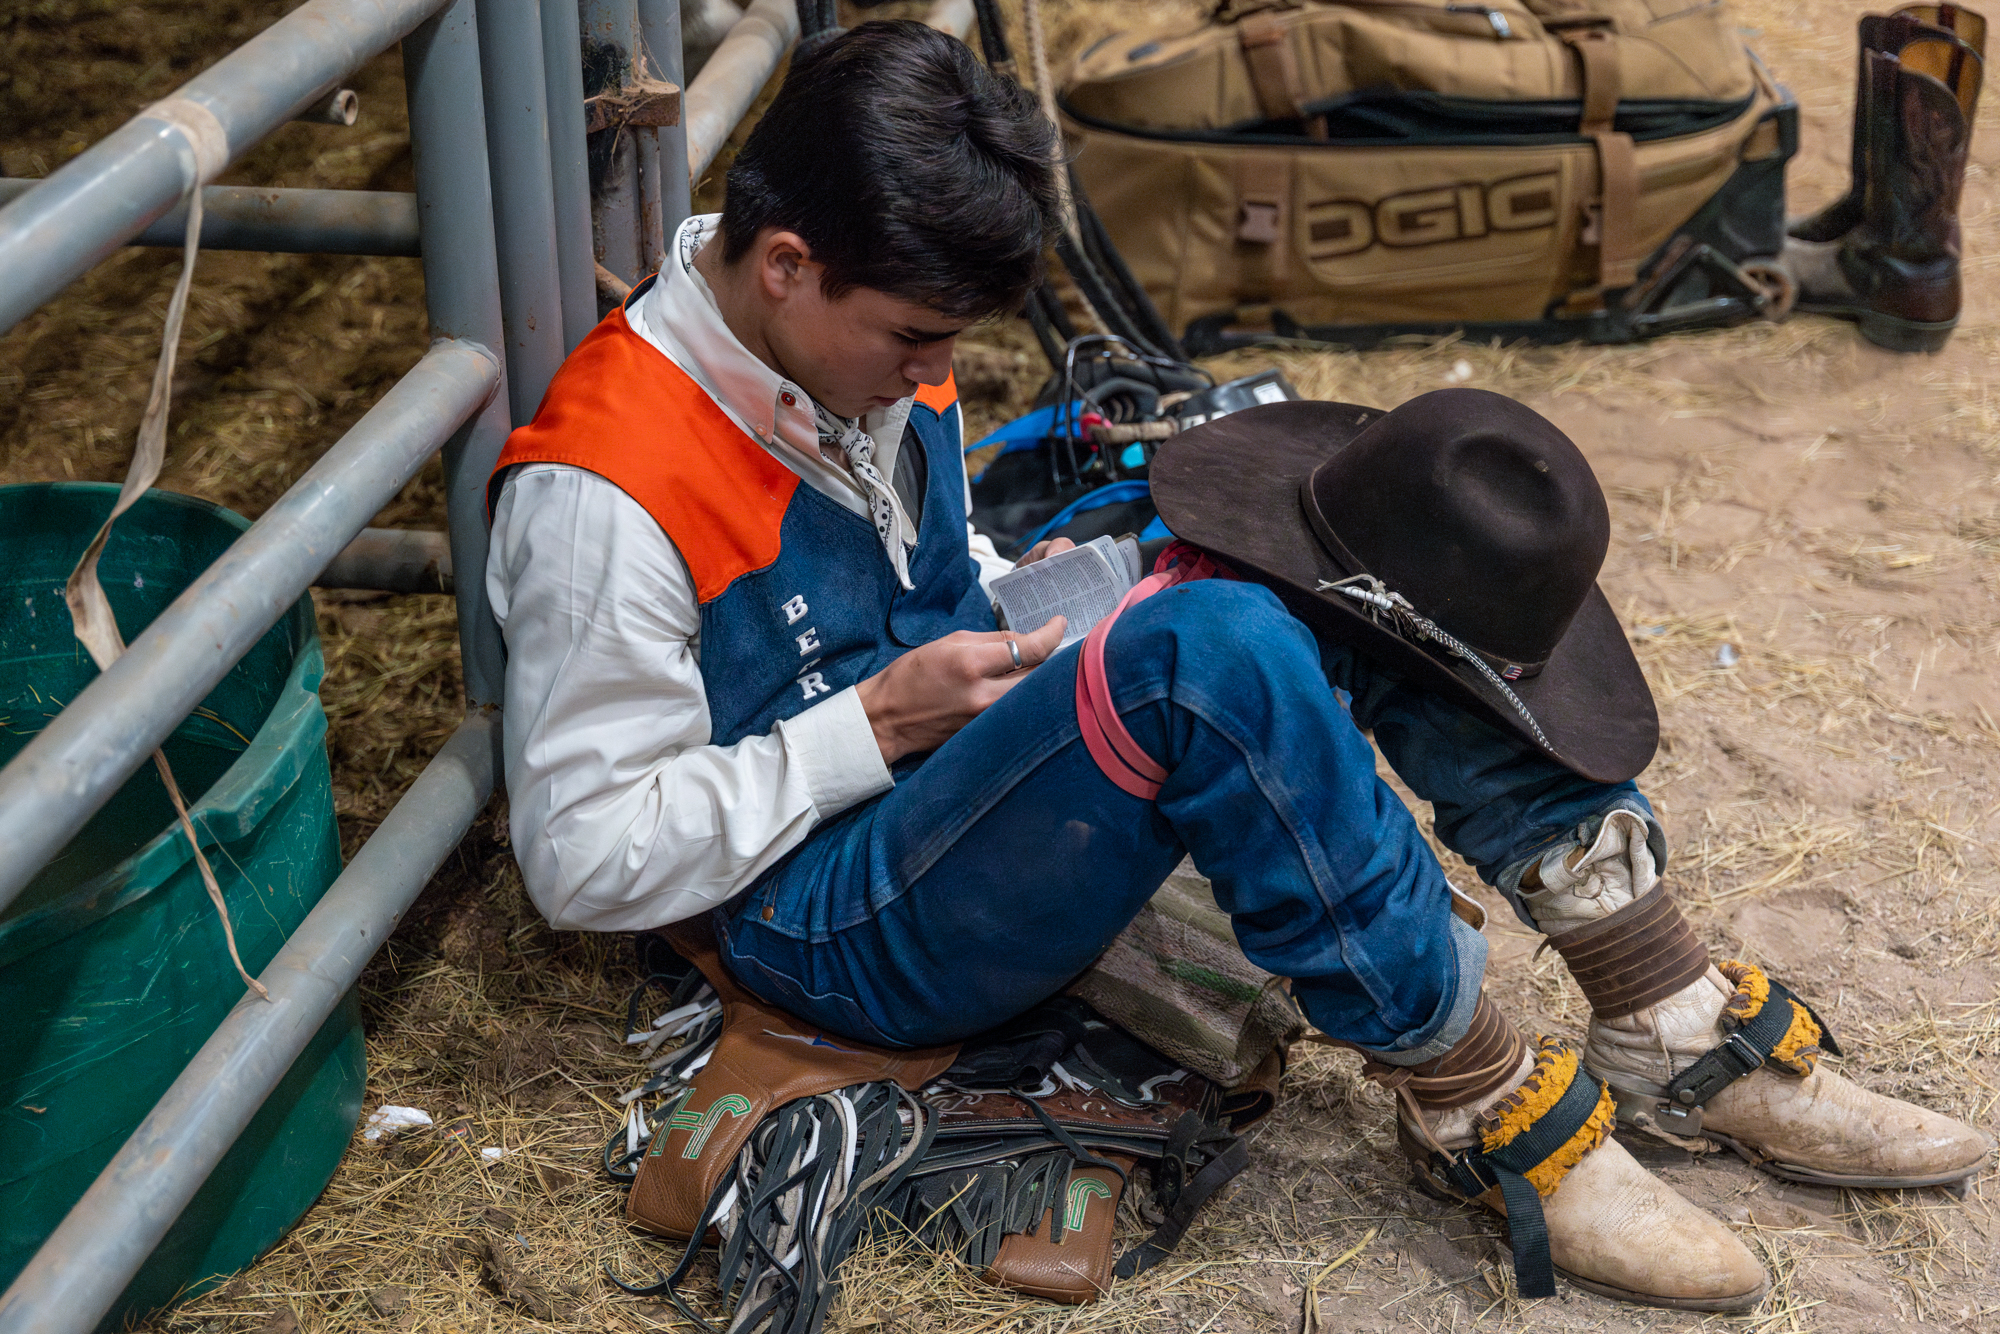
[0,483,361,1329]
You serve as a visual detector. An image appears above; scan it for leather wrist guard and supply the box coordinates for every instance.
[1544,884,1711,1018]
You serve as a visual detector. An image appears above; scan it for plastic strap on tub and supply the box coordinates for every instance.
[1073,542,1233,800]
[62,92,267,999]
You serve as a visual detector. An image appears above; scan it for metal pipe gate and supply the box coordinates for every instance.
[0,1,971,1330]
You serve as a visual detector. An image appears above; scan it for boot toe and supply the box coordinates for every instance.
[1706,1065,1994,1186]
[1540,1136,1767,1310]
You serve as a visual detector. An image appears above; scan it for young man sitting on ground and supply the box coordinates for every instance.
[485,20,1988,1313]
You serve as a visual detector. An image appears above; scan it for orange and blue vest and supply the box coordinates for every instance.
[490,305,996,750]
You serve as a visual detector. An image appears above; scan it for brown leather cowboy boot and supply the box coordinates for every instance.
[1788,28,1983,351]
[1379,992,1767,1311]
[1523,811,1995,1189]
[1789,4,1987,243]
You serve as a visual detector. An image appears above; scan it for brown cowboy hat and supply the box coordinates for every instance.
[1149,388,1657,784]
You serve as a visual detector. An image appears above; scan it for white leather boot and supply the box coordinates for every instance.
[1381,992,1766,1311]
[1522,810,1993,1187]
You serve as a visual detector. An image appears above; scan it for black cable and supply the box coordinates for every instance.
[1037,282,1078,343]
[1072,170,1185,360]
[1054,230,1171,362]
[969,0,1015,70]
[1024,288,1068,372]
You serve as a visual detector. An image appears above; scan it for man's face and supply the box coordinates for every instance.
[758,240,977,419]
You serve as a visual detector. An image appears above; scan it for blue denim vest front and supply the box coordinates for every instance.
[696,399,997,747]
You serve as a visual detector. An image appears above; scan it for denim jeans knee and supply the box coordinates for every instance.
[1108,578,1319,700]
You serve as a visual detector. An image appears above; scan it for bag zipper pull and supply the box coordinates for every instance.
[1446,4,1513,39]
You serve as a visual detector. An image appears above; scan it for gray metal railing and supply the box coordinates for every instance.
[0,180,420,255]
[0,714,500,1333]
[0,0,963,1326]
[319,527,454,593]
[0,0,455,339]
[686,0,801,181]
[0,339,499,918]
[0,0,595,1326]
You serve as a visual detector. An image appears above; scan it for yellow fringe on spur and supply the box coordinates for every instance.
[1718,959,1771,1024]
[1478,1037,1617,1198]
[1766,1002,1824,1077]
[1719,960,1822,1076]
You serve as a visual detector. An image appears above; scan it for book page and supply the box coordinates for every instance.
[990,535,1132,647]
[1117,535,1143,585]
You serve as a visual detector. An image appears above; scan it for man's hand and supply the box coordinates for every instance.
[854,616,1066,763]
[1016,536,1076,567]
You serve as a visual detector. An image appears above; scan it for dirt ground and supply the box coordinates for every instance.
[2,1,1997,1332]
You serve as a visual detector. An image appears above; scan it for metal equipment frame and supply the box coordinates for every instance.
[0,2,969,1329]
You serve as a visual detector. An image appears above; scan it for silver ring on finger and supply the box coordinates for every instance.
[1007,637,1023,670]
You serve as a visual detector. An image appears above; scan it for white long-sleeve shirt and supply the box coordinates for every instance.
[487,214,1013,932]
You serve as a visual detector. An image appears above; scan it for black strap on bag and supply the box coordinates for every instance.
[959,0,1187,371]
[1071,167,1186,361]
[968,0,1016,76]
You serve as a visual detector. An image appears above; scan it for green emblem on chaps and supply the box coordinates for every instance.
[650,1090,754,1160]
[1064,1177,1114,1233]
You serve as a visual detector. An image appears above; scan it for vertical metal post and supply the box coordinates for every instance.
[635,119,667,277]
[541,0,599,349]
[476,0,568,422]
[637,0,692,247]
[580,0,644,286]
[405,0,511,711]
[683,0,799,182]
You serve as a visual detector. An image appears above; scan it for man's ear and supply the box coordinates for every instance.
[757,230,817,303]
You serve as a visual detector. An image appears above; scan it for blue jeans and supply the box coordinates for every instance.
[718,581,1644,1055]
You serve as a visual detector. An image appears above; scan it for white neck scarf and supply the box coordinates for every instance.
[814,403,917,590]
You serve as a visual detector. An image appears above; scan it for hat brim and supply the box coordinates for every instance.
[1150,400,1658,784]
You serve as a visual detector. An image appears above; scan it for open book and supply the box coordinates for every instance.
[989,534,1144,648]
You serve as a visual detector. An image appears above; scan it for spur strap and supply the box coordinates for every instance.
[1424,1041,1612,1300]
[1634,963,1841,1136]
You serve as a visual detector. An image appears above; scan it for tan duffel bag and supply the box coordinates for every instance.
[1060,0,1798,347]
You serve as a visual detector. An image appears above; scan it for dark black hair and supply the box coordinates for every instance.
[719,21,1059,320]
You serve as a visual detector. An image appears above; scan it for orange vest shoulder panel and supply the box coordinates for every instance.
[492,309,799,604]
[915,371,958,416]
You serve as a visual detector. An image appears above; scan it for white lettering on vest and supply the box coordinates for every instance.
[781,595,809,624]
[798,672,830,700]
[795,628,822,656]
